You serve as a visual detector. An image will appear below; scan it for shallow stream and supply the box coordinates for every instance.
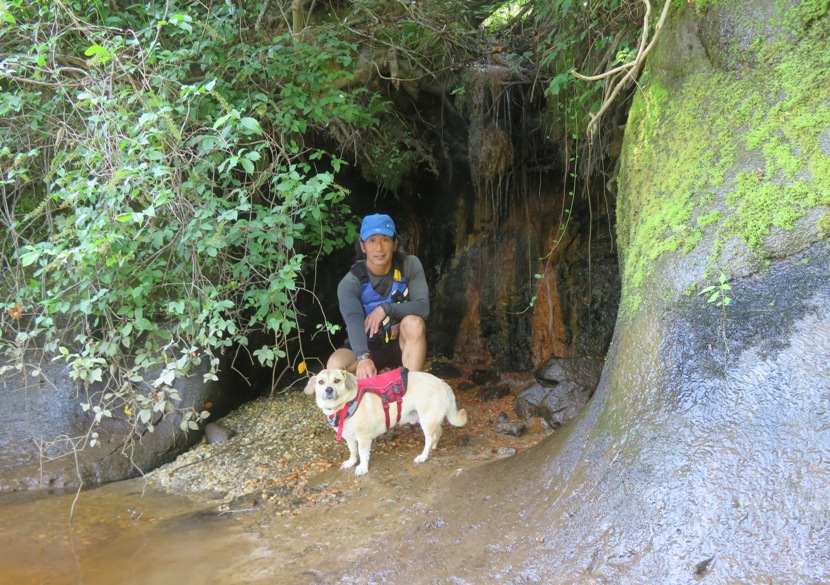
[0,480,266,585]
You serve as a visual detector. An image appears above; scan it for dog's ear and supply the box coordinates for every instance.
[342,369,357,393]
[302,374,318,395]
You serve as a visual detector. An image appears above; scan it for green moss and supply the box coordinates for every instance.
[616,2,830,316]
[696,210,722,227]
[783,0,830,27]
[691,0,718,14]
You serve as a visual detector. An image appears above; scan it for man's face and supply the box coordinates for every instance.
[360,235,396,274]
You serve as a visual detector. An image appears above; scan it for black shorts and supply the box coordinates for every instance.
[342,339,403,371]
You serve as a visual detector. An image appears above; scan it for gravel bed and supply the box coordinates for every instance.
[149,391,347,515]
[148,365,544,516]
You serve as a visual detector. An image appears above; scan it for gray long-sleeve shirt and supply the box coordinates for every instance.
[336,254,430,356]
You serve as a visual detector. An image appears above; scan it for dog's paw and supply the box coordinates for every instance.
[413,454,428,464]
[355,465,369,476]
[340,459,357,470]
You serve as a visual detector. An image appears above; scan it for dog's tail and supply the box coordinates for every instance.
[445,382,468,427]
[450,407,468,427]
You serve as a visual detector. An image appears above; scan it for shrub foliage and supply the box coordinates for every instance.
[0,0,382,432]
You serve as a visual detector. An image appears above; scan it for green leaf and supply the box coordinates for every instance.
[213,114,232,129]
[19,246,40,267]
[547,69,574,96]
[239,117,263,135]
[84,45,108,57]
[138,112,157,126]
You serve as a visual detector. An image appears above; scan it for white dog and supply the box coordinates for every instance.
[305,368,467,476]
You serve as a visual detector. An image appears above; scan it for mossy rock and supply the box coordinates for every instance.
[616,0,830,315]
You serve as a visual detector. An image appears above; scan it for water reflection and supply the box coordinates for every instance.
[0,480,259,585]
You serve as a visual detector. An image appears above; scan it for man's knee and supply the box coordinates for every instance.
[400,315,426,340]
[327,348,355,370]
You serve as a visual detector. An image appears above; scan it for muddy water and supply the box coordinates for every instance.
[0,480,269,585]
[0,449,513,585]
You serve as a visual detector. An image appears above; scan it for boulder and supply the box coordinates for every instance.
[0,358,228,491]
[204,421,236,444]
[533,355,604,388]
[514,379,595,429]
[470,369,500,385]
[478,383,510,401]
[514,356,604,428]
[494,412,527,437]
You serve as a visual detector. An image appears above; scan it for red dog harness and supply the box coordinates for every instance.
[327,367,409,441]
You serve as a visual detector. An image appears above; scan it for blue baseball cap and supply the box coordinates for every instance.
[360,214,396,240]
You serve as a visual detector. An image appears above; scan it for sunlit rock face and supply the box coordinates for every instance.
[515,243,830,584]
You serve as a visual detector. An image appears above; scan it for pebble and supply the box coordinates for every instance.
[494,411,527,436]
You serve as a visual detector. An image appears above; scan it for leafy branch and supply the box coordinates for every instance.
[699,271,732,362]
[698,272,732,308]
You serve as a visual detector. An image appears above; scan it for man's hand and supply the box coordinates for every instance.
[355,357,377,379]
[363,306,387,338]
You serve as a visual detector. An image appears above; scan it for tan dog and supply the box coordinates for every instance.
[305,369,467,476]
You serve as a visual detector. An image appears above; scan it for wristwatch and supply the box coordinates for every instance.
[355,351,372,363]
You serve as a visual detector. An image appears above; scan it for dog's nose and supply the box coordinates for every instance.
[324,386,336,400]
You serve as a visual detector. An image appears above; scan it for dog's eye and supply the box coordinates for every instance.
[333,377,341,384]
[317,379,325,385]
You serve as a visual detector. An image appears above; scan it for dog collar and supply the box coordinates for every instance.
[327,398,360,441]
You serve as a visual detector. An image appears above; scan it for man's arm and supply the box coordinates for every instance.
[337,271,370,356]
[381,255,429,320]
